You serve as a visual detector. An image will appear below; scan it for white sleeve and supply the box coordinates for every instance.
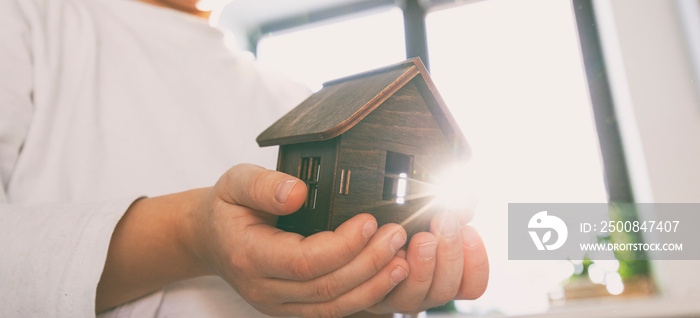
[0,0,33,202]
[0,1,135,316]
[0,200,137,316]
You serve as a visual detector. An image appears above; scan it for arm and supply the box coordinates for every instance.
[97,162,490,316]
[97,164,411,317]
[0,1,143,315]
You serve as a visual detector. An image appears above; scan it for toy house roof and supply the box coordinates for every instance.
[256,58,470,158]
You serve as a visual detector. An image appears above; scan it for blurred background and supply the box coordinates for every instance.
[207,0,700,316]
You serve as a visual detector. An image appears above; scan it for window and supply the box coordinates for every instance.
[382,151,412,204]
[426,0,610,314]
[256,7,405,91]
[339,169,351,195]
[298,157,320,209]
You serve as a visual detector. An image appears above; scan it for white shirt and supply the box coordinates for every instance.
[0,0,309,316]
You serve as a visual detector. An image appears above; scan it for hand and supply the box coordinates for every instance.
[183,164,410,317]
[367,212,489,314]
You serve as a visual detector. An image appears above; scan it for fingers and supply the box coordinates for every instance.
[424,212,464,307]
[277,257,409,318]
[455,206,475,228]
[369,213,465,314]
[248,214,406,281]
[261,223,408,303]
[370,232,438,313]
[455,225,489,299]
[216,163,307,216]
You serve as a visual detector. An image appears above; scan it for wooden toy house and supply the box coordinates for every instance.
[256,58,470,236]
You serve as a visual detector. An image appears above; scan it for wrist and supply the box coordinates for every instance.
[97,188,213,311]
[173,187,216,277]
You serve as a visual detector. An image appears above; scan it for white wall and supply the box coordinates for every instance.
[594,0,700,299]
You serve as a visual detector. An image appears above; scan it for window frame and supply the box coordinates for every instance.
[382,151,414,203]
[298,156,321,209]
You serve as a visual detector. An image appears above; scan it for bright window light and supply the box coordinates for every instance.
[396,173,408,204]
[256,7,406,91]
[426,0,607,315]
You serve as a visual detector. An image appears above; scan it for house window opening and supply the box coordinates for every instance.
[339,169,352,195]
[382,151,413,204]
[299,157,321,209]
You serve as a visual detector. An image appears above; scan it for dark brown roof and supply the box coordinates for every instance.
[256,58,470,158]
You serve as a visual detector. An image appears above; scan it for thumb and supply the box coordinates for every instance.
[215,163,307,215]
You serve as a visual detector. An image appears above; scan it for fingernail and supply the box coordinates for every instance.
[390,266,408,285]
[417,242,437,260]
[390,232,406,253]
[461,226,480,248]
[362,220,377,239]
[275,179,297,204]
[439,214,459,238]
